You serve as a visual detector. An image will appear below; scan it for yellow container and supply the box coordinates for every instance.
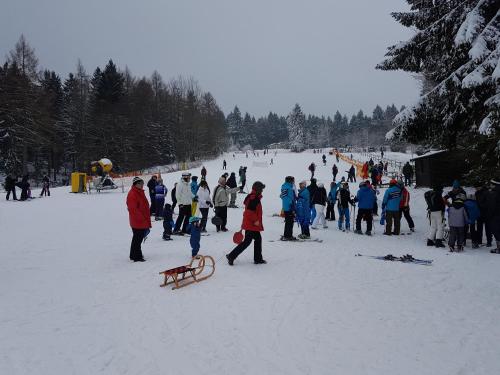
[71,172,87,193]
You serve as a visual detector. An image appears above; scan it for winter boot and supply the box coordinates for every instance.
[254,259,267,264]
[365,231,372,236]
[354,229,363,235]
[427,239,435,246]
[226,254,234,266]
[383,232,392,236]
[435,239,445,248]
[410,227,415,232]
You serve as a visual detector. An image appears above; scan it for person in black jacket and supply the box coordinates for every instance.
[307,178,318,224]
[147,175,158,215]
[40,175,50,197]
[311,182,328,229]
[226,172,238,208]
[426,185,446,247]
[475,183,493,247]
[337,182,354,231]
[347,165,356,182]
[4,174,17,200]
[332,164,338,181]
[19,175,30,201]
[402,162,414,186]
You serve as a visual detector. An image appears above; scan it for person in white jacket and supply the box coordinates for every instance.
[173,172,194,234]
[197,180,212,232]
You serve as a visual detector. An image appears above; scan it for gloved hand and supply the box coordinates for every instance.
[193,196,199,202]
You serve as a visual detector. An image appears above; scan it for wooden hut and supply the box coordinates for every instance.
[411,150,466,188]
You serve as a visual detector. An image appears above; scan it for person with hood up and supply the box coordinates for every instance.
[126,177,151,262]
[213,176,229,232]
[382,179,402,235]
[226,181,266,265]
[326,181,338,221]
[447,193,468,252]
[280,176,296,240]
[162,203,174,240]
[173,172,194,235]
[197,180,212,232]
[226,172,238,208]
[354,181,375,235]
[189,216,202,258]
[296,181,311,239]
[311,182,328,229]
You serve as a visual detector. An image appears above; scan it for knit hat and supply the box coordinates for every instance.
[218,176,226,185]
[132,176,144,185]
[389,179,398,186]
[252,181,265,193]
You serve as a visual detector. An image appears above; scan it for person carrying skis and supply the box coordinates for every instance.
[162,203,174,240]
[126,176,151,262]
[154,178,168,220]
[382,179,402,235]
[337,181,353,231]
[326,181,338,221]
[147,175,158,216]
[308,163,316,179]
[354,181,375,235]
[322,154,327,166]
[398,181,415,232]
[226,172,238,208]
[402,162,413,186]
[173,172,194,235]
[280,176,296,240]
[447,193,468,252]
[311,182,328,229]
[226,181,267,265]
[296,181,311,239]
[332,164,338,181]
[425,185,446,248]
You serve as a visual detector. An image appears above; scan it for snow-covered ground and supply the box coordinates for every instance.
[1,150,499,375]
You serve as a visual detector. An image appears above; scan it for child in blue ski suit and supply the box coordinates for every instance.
[296,181,311,239]
[189,216,202,257]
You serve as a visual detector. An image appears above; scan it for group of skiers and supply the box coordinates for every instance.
[425,179,500,253]
[3,174,50,201]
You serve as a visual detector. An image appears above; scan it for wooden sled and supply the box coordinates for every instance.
[159,255,215,290]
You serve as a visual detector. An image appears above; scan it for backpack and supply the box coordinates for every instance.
[424,190,434,210]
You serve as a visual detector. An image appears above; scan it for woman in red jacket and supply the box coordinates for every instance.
[226,181,266,265]
[127,177,152,262]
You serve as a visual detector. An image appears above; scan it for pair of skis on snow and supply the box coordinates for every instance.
[356,253,433,266]
[268,236,323,243]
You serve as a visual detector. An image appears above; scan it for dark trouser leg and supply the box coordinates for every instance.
[200,208,209,230]
[449,227,457,247]
[149,194,156,215]
[385,211,393,234]
[393,210,401,235]
[457,226,466,247]
[172,202,177,213]
[130,228,145,260]
[220,206,228,229]
[156,198,164,218]
[365,211,373,232]
[325,202,333,220]
[284,210,294,238]
[373,201,378,216]
[301,224,310,236]
[401,207,415,229]
[470,223,479,244]
[6,189,10,200]
[484,218,493,245]
[355,210,363,231]
[174,206,185,231]
[228,230,255,261]
[253,232,263,262]
[181,205,191,232]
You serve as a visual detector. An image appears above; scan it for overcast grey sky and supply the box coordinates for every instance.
[1,0,419,118]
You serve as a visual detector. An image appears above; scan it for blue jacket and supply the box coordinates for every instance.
[328,184,338,202]
[296,188,311,225]
[382,186,402,212]
[190,224,201,255]
[191,181,199,196]
[280,182,295,211]
[155,184,167,200]
[356,186,376,209]
[464,199,480,224]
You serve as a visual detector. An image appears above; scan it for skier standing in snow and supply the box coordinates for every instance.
[147,175,158,216]
[222,160,227,170]
[40,175,50,197]
[370,166,379,187]
[197,180,212,232]
[447,193,468,252]
[226,172,238,208]
[488,177,500,254]
[325,181,338,221]
[311,182,328,229]
[382,179,402,235]
[4,174,17,200]
[296,181,311,239]
[226,181,266,265]
[212,176,229,232]
[354,181,375,235]
[126,177,151,262]
[425,185,446,248]
[332,164,338,181]
[475,183,493,247]
[280,176,296,240]
[398,181,415,232]
[173,172,194,235]
[337,182,353,231]
[239,166,247,193]
[154,178,167,220]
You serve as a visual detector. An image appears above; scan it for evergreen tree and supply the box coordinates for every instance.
[287,103,306,152]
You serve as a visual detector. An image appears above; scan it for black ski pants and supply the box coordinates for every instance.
[283,210,294,238]
[356,208,373,232]
[215,206,228,231]
[6,188,17,200]
[227,230,263,262]
[174,204,191,233]
[200,207,209,230]
[476,217,493,245]
[400,207,415,230]
[130,228,146,261]
[149,193,156,215]
[326,201,336,220]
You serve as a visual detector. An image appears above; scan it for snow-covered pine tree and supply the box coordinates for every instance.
[287,103,306,152]
[378,0,500,181]
[226,106,242,150]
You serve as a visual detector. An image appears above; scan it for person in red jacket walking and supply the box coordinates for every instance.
[398,181,415,232]
[127,176,152,262]
[226,181,266,265]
